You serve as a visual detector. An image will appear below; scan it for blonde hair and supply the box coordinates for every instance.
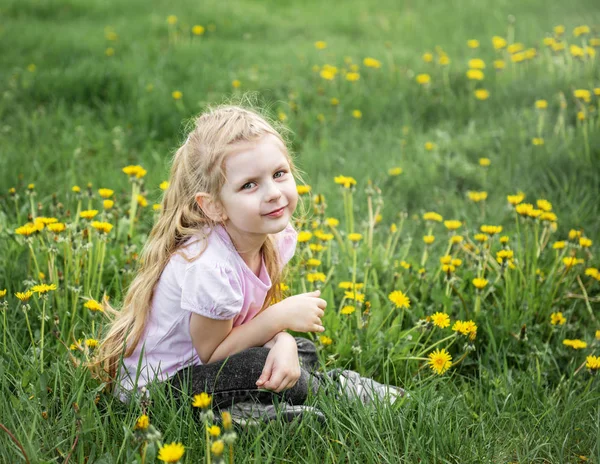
[94,100,301,384]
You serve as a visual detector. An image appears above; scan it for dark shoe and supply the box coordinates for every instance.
[226,401,326,428]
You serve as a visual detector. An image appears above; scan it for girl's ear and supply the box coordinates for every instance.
[195,193,228,222]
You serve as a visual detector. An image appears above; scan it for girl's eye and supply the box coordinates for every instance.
[241,182,256,190]
[274,170,286,179]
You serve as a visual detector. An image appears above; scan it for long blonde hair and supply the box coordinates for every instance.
[94,102,300,384]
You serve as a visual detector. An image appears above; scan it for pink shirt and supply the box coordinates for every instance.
[117,223,297,400]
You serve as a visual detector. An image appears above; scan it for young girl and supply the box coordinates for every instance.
[97,104,404,424]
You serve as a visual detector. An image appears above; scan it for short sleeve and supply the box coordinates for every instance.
[181,262,243,320]
[275,223,298,266]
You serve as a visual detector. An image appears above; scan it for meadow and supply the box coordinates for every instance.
[1,0,600,462]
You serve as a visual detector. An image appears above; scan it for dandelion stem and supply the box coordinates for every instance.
[40,297,46,373]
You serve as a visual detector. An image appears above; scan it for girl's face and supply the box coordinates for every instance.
[219,133,298,240]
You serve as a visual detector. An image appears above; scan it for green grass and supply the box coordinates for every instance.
[1,0,600,462]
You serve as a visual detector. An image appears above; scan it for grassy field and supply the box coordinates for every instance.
[1,0,600,462]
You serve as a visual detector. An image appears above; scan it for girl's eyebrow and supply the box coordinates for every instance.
[237,164,289,184]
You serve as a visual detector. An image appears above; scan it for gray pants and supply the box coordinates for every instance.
[170,337,324,409]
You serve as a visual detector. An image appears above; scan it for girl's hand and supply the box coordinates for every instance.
[255,333,301,393]
[277,290,327,333]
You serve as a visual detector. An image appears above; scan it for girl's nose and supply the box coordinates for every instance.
[264,181,282,201]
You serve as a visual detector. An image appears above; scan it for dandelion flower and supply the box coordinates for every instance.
[314,41,327,49]
[479,157,491,167]
[428,348,452,375]
[31,283,57,295]
[192,392,212,408]
[91,221,113,234]
[467,40,480,49]
[492,36,507,49]
[474,89,490,100]
[535,100,548,109]
[207,425,221,437]
[431,312,450,328]
[211,440,225,456]
[388,290,411,309]
[416,74,431,85]
[424,212,443,222]
[562,339,587,349]
[472,278,488,289]
[15,291,34,302]
[85,338,99,349]
[444,220,462,230]
[586,355,600,370]
[172,90,183,100]
[297,185,311,195]
[550,312,566,325]
[84,300,104,312]
[306,272,326,283]
[103,200,114,210]
[363,57,381,68]
[297,231,313,243]
[232,80,241,88]
[192,25,205,35]
[319,335,333,345]
[80,210,99,220]
[466,69,484,80]
[98,188,114,198]
[135,415,150,430]
[341,305,356,315]
[158,442,185,463]
[423,235,435,244]
[352,109,362,119]
[348,233,362,242]
[388,167,403,176]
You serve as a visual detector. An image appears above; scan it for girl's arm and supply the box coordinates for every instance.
[192,290,325,364]
[191,302,285,364]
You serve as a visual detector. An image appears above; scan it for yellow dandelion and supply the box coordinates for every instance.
[232,80,241,88]
[423,235,435,245]
[388,167,403,176]
[586,355,600,371]
[341,305,356,315]
[550,312,566,325]
[466,69,484,80]
[474,89,490,100]
[31,283,57,295]
[444,220,462,230]
[171,90,183,100]
[479,157,491,167]
[192,25,205,35]
[348,233,362,242]
[80,210,99,220]
[158,442,185,463]
[319,335,333,346]
[135,415,150,430]
[424,212,443,222]
[306,272,326,283]
[472,278,488,289]
[98,188,114,198]
[211,440,225,456]
[416,73,431,85]
[207,425,221,437]
[192,392,212,408]
[428,348,452,375]
[431,312,450,329]
[314,41,327,49]
[388,290,411,309]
